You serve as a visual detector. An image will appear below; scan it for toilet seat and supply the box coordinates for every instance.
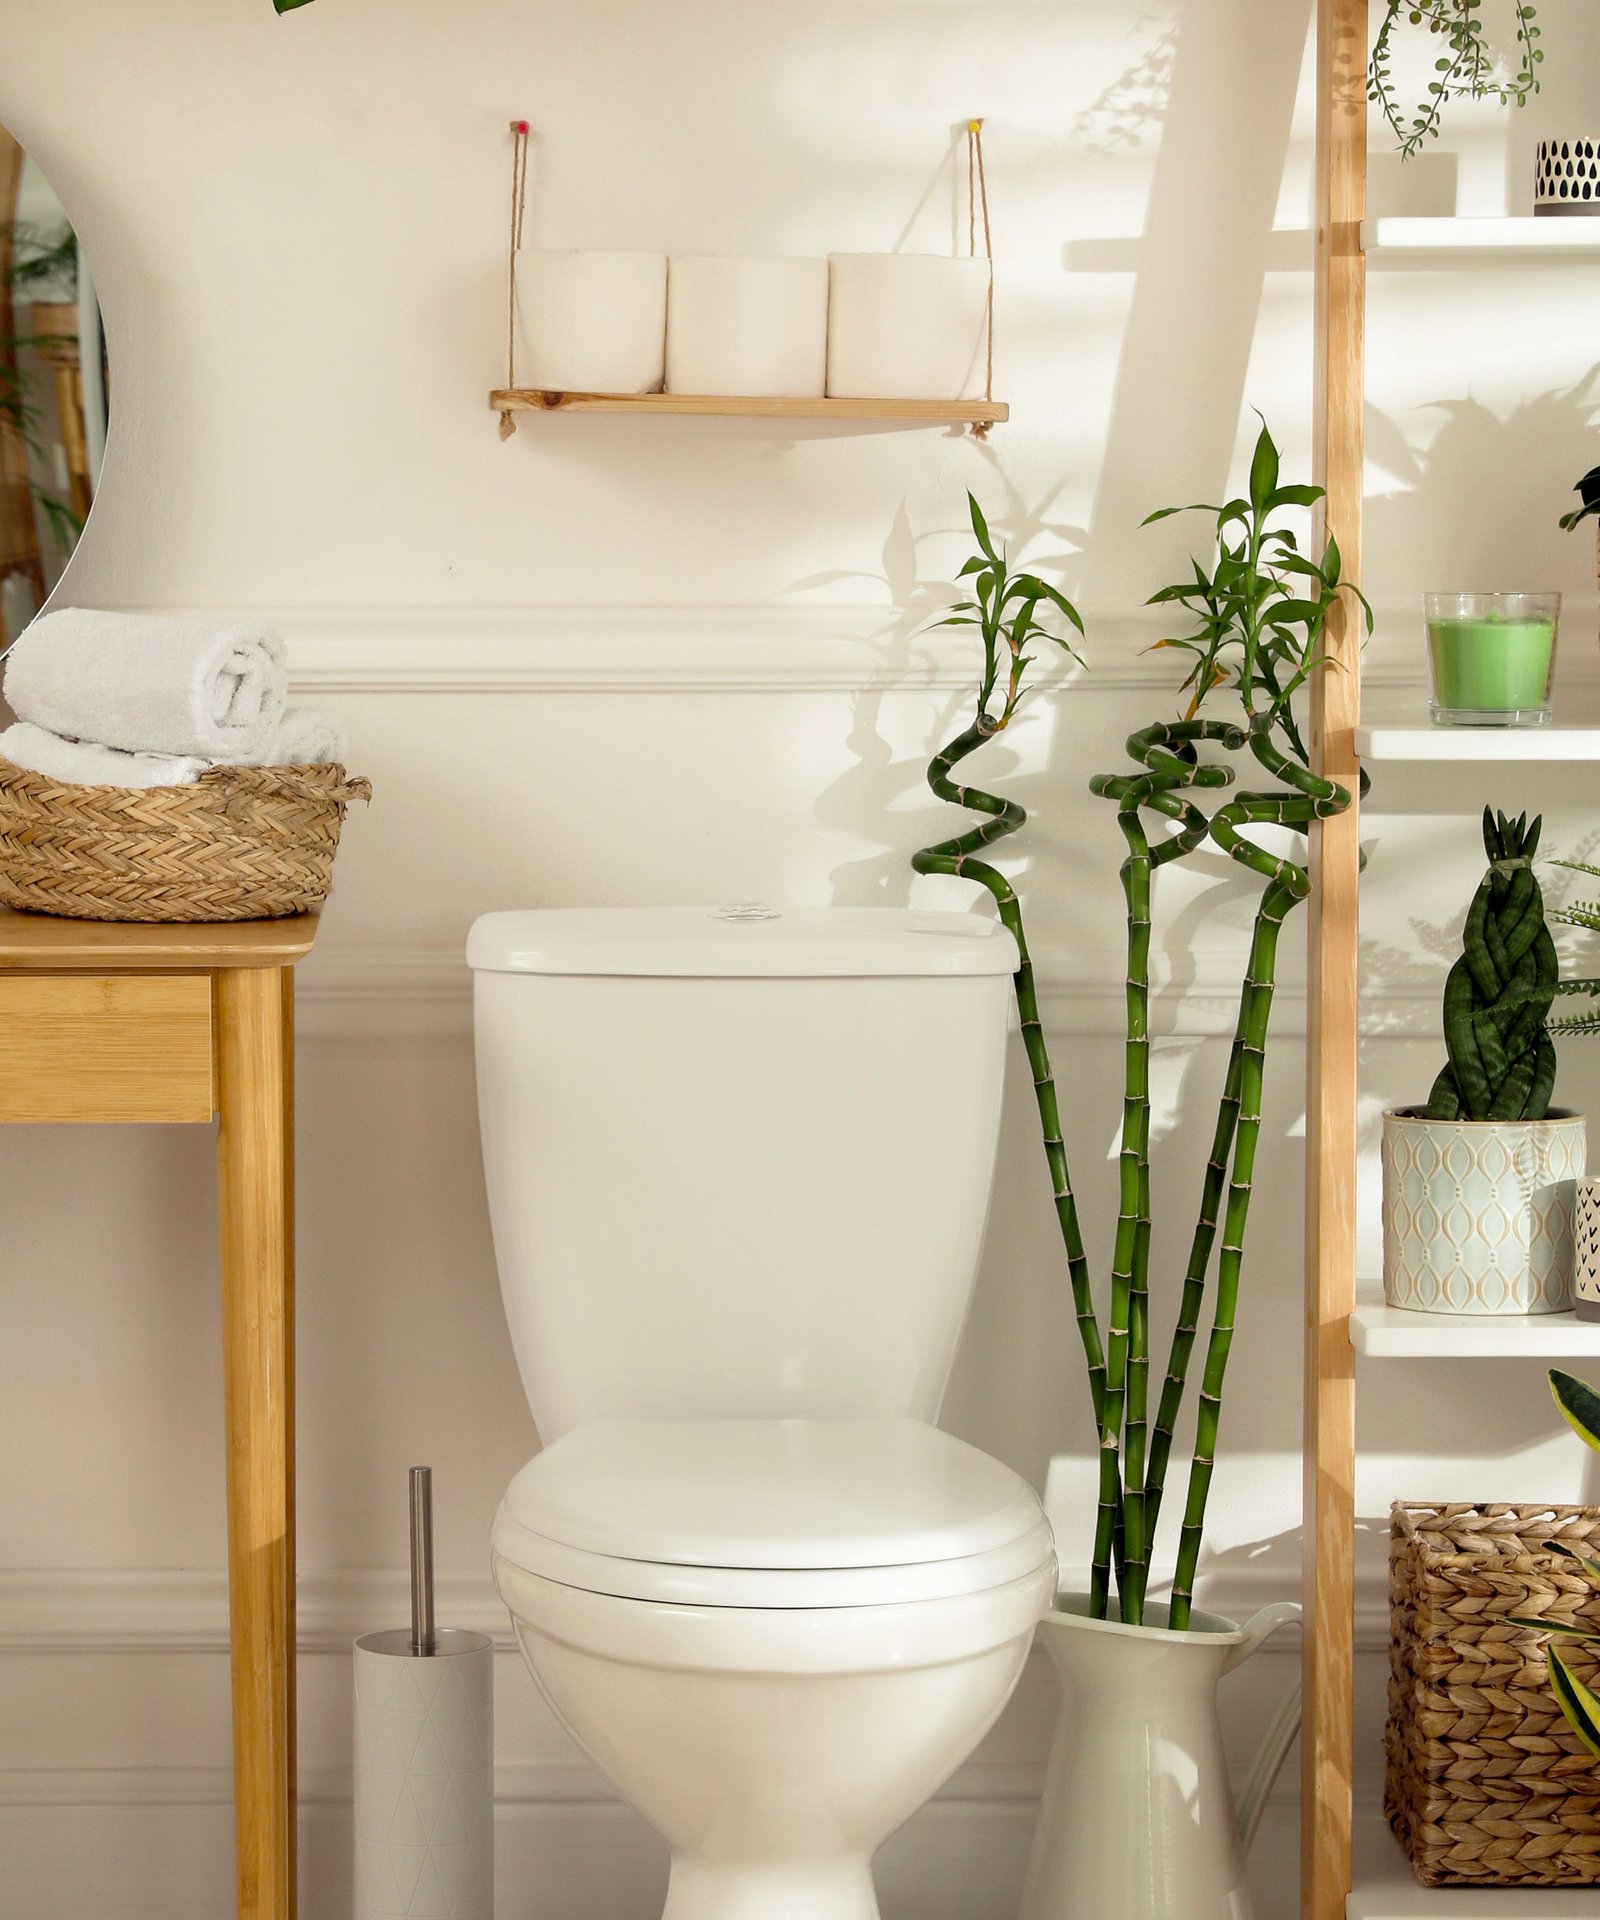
[493,1416,1054,1609]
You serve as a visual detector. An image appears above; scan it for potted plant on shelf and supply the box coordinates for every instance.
[915,422,1366,1920]
[1382,810,1592,1316]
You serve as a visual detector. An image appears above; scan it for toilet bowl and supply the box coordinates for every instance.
[491,1418,1055,1920]
[469,907,1055,1920]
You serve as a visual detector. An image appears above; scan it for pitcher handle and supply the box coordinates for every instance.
[1225,1601,1303,1855]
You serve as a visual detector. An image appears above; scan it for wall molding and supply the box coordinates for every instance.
[130,602,1600,697]
[294,942,1444,1041]
[0,1562,1389,1658]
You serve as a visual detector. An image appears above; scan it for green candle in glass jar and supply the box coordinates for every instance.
[1425,593,1561,726]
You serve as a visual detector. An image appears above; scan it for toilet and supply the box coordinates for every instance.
[468,905,1057,1920]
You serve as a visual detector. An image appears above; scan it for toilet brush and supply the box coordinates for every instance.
[353,1467,494,1918]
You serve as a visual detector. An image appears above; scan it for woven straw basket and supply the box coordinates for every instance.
[1386,1502,1600,1887]
[0,757,372,923]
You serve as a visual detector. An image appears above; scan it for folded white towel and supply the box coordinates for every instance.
[2,608,288,761]
[272,706,346,766]
[0,720,208,787]
[0,702,349,789]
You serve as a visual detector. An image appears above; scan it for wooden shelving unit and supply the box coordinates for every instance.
[1349,1288,1600,1360]
[1362,216,1600,256]
[1308,7,1600,1919]
[489,388,1009,427]
[1354,724,1600,762]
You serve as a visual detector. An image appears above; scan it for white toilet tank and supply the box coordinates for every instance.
[469,907,1020,1443]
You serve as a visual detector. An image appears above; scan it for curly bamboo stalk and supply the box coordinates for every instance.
[910,715,1114,1605]
[1088,719,1240,1620]
[1165,718,1349,1627]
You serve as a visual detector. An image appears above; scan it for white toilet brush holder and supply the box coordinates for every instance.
[354,1468,494,1919]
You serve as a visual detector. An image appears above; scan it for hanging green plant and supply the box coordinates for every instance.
[1370,1,1544,161]
[914,422,1369,1628]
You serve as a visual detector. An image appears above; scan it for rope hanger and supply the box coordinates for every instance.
[499,118,530,440]
[497,115,994,434]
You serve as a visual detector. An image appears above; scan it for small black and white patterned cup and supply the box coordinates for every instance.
[1536,137,1600,216]
[1575,1179,1600,1322]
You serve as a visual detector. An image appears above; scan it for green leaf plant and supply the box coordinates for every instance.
[913,421,1369,1628]
[1559,465,1600,534]
[1370,2,1544,162]
[1507,1371,1600,1764]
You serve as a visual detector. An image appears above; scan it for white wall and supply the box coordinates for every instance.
[1,2,1599,1914]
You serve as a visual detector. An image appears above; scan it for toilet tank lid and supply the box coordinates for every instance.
[467,907,1020,978]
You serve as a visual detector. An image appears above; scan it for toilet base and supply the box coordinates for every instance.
[663,1856,878,1920]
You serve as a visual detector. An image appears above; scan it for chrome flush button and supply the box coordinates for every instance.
[710,903,781,923]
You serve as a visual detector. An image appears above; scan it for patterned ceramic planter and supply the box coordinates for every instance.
[1381,1107,1586,1315]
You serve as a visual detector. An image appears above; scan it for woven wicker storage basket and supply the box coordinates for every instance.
[1386,1502,1600,1887]
[0,757,371,923]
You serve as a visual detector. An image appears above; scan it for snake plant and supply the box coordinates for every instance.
[915,421,1367,1628]
[1425,810,1560,1122]
[1508,1371,1600,1763]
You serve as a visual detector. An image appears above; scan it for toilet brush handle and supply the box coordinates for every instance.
[410,1465,436,1656]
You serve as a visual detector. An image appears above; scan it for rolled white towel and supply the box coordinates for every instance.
[2,608,288,761]
[0,720,207,788]
[267,707,346,766]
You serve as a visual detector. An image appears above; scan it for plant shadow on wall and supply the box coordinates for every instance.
[1363,367,1600,607]
[795,475,1089,909]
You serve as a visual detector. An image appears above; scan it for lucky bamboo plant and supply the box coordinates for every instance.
[1509,1370,1600,1763]
[916,422,1368,1627]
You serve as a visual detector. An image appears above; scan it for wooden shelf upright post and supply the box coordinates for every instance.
[1306,1,1367,1916]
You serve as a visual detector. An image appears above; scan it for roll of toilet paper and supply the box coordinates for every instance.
[1575,1179,1600,1323]
[666,255,829,397]
[354,1628,494,1920]
[826,253,991,401]
[518,249,667,394]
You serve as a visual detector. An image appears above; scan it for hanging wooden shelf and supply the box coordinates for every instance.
[489,389,1009,427]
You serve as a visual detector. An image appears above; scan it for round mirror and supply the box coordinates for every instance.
[0,126,106,646]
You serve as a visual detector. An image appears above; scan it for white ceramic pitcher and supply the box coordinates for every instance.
[1018,1595,1303,1920]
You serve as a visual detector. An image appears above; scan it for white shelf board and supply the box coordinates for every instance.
[1349,1820,1600,1917]
[1356,723,1600,762]
[1363,216,1600,255]
[1350,1285,1600,1359]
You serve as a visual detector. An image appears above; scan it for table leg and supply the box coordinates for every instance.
[216,966,296,1920]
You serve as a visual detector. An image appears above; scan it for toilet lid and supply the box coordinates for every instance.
[492,1417,1054,1608]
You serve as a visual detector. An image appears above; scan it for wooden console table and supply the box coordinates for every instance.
[0,906,318,1920]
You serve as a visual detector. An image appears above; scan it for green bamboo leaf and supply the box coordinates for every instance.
[1269,482,1324,509]
[1551,1370,1600,1455]
[1248,426,1280,511]
[968,493,1000,565]
[1550,1649,1600,1762]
